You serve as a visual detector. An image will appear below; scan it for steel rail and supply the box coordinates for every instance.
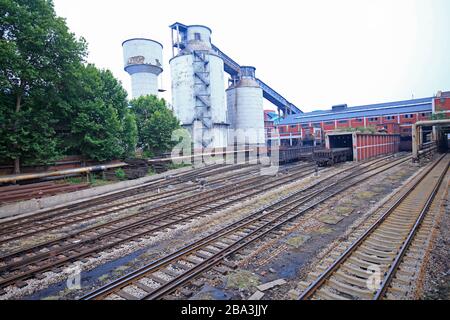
[0,163,266,242]
[0,163,225,229]
[0,165,320,288]
[0,164,314,264]
[80,155,410,300]
[373,156,449,299]
[298,154,448,300]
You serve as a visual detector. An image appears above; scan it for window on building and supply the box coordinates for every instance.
[368,117,379,122]
[354,118,363,122]
[338,120,348,124]
[301,124,310,128]
[194,33,201,41]
[403,114,414,119]
[385,116,395,121]
[421,112,432,117]
[312,123,322,128]
[324,121,334,125]
[290,125,297,128]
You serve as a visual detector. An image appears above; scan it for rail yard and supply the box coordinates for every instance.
[0,149,448,301]
[1,1,449,308]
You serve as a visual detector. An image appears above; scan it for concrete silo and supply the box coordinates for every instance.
[170,24,228,149]
[122,38,163,99]
[226,66,265,146]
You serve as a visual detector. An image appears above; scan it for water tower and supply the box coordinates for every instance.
[170,23,228,149]
[122,38,163,99]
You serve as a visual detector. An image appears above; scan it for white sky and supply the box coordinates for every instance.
[53,0,450,113]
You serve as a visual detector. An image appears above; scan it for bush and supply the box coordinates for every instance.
[115,168,126,180]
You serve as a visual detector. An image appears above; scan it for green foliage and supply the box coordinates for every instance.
[431,112,446,121]
[114,168,126,180]
[0,0,154,172]
[66,176,84,184]
[147,167,155,176]
[0,0,86,170]
[334,126,378,134]
[129,95,180,158]
[167,162,191,170]
[122,110,138,158]
[60,64,135,162]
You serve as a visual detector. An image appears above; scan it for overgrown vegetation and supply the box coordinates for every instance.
[334,126,378,134]
[129,95,181,158]
[114,168,126,181]
[0,0,179,174]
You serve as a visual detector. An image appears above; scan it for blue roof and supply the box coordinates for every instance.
[277,97,433,125]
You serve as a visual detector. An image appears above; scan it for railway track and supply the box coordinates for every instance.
[0,161,309,242]
[0,162,321,291]
[298,153,449,300]
[0,163,238,230]
[0,163,311,249]
[79,155,411,300]
[0,163,267,245]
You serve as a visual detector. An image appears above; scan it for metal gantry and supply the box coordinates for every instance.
[170,22,303,116]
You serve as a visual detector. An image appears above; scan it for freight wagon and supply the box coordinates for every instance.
[276,146,316,164]
[313,148,352,166]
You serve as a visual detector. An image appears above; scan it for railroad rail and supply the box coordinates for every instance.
[0,163,257,234]
[80,155,411,300]
[298,153,449,300]
[0,162,320,290]
[0,163,266,243]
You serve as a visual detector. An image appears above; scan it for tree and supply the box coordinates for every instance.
[62,64,135,161]
[0,0,87,173]
[129,95,180,157]
[122,110,138,158]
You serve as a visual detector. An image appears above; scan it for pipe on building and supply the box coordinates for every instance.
[0,163,127,184]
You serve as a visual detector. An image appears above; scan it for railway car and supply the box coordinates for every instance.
[276,146,316,164]
[313,148,352,167]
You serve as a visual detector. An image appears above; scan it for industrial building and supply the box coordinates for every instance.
[123,22,304,150]
[121,23,450,160]
[266,93,450,150]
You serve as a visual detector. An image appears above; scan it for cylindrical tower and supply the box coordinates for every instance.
[226,66,265,146]
[170,25,228,149]
[122,38,163,99]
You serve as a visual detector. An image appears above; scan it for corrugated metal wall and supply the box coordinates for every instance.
[354,133,400,162]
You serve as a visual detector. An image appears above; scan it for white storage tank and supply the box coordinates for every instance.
[226,66,265,146]
[170,25,228,149]
[122,38,163,99]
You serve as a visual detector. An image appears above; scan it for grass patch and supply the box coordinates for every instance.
[285,235,311,248]
[66,176,84,184]
[356,191,376,200]
[314,226,333,234]
[226,270,260,290]
[98,274,110,282]
[334,206,354,216]
[147,167,156,176]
